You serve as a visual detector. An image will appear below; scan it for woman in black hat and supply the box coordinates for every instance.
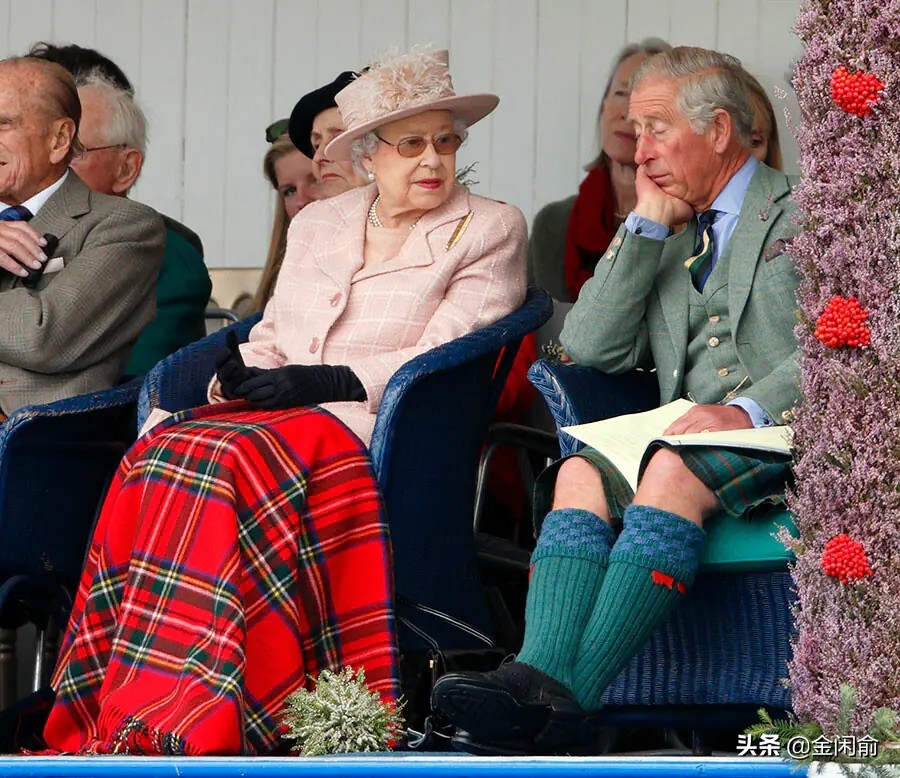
[290,70,368,199]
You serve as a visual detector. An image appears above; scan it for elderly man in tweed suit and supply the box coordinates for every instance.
[0,57,165,419]
[433,46,800,755]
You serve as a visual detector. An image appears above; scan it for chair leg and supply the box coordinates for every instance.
[32,620,59,692]
[691,729,714,756]
[0,627,18,709]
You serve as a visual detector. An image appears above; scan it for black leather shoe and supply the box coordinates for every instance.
[431,661,596,750]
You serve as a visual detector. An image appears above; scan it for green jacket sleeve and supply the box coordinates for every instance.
[126,227,211,376]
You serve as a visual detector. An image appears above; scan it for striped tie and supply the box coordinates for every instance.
[684,209,718,291]
[0,205,32,222]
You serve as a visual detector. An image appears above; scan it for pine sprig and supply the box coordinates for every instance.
[280,667,404,756]
[745,707,823,746]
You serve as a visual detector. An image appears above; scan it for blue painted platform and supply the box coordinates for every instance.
[0,755,800,777]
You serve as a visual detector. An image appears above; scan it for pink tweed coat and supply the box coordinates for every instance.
[209,183,527,444]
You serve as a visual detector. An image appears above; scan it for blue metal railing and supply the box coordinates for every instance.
[0,756,802,777]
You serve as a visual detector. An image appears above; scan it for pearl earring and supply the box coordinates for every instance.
[367,171,375,181]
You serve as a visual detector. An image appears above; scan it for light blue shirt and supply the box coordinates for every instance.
[623,157,772,427]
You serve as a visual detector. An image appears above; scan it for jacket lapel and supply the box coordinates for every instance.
[727,164,789,330]
[314,185,370,288]
[352,184,472,281]
[30,171,90,242]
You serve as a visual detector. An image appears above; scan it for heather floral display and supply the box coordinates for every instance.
[786,0,900,735]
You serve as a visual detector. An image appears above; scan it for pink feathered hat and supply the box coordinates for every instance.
[324,49,499,161]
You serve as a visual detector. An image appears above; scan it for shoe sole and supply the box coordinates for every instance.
[451,734,534,757]
[433,677,591,747]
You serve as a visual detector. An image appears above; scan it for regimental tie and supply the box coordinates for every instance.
[684,209,719,291]
[0,205,33,222]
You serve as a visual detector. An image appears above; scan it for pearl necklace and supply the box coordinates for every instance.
[368,195,420,231]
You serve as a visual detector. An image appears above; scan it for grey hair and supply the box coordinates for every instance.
[75,68,148,155]
[348,115,469,177]
[586,37,672,170]
[632,46,755,148]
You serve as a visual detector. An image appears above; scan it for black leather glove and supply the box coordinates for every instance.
[214,331,265,400]
[234,363,367,409]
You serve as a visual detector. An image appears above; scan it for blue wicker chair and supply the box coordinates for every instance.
[527,359,795,737]
[0,379,142,707]
[137,288,554,653]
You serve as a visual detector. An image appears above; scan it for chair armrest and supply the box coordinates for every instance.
[472,422,561,532]
[0,378,142,448]
[527,359,659,456]
[369,288,553,471]
[0,380,144,587]
[136,314,262,430]
[204,306,240,323]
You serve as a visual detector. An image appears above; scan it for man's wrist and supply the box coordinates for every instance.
[727,397,775,428]
[624,213,670,241]
[633,202,671,225]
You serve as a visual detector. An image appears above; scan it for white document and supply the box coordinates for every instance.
[563,399,793,490]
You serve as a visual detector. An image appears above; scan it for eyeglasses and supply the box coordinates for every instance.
[266,118,290,143]
[374,132,463,158]
[75,143,125,159]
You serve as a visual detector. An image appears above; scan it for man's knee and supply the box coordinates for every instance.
[634,448,718,520]
[641,448,693,486]
[551,456,609,518]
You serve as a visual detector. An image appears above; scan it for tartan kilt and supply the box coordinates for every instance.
[535,443,792,528]
[43,402,398,756]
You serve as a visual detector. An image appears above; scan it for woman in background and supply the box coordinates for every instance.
[740,68,784,169]
[250,128,318,313]
[250,71,366,313]
[528,38,671,303]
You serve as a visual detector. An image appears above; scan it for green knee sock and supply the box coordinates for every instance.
[515,508,615,688]
[571,504,706,710]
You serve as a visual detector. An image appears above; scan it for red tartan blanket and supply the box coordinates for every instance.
[43,403,398,755]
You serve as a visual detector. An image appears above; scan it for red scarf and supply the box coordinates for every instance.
[563,165,618,300]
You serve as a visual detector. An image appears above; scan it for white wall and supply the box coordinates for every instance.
[0,0,803,268]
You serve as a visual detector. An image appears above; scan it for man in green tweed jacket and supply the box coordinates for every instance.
[433,46,800,755]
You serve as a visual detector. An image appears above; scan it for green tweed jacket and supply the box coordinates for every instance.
[560,162,801,424]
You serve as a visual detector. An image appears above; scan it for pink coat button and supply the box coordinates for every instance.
[330,293,341,307]
[309,337,320,353]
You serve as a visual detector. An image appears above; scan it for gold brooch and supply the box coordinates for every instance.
[446,211,474,251]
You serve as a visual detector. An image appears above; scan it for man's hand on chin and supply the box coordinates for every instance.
[664,403,753,435]
[633,166,694,227]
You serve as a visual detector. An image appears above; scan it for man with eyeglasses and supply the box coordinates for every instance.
[71,70,211,376]
[0,56,164,421]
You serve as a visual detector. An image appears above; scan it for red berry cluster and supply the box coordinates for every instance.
[814,295,871,348]
[831,66,884,117]
[821,534,873,584]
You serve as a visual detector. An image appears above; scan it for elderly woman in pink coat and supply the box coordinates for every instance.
[42,49,526,757]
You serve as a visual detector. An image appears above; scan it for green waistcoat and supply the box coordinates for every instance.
[683,243,749,405]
